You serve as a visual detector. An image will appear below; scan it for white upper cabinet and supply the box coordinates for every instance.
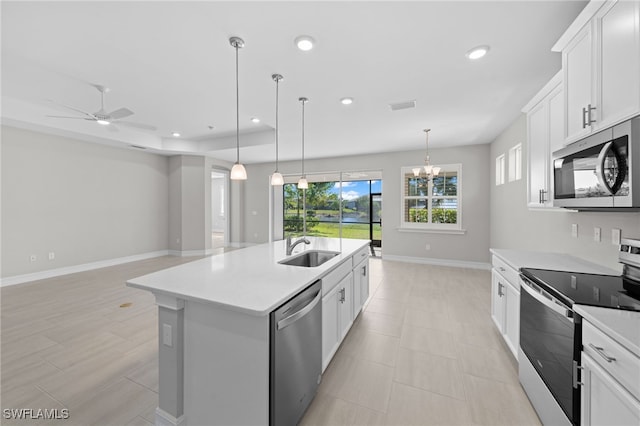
[555,0,640,144]
[522,71,563,209]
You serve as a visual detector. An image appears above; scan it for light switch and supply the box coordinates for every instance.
[162,323,173,347]
[593,227,601,242]
[612,228,621,245]
[571,224,578,238]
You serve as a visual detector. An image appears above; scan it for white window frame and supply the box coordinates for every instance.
[400,163,462,232]
[508,144,522,182]
[496,154,506,186]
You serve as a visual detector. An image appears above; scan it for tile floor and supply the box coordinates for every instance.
[1,255,541,425]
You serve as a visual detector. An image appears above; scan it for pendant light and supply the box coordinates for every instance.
[229,36,247,180]
[422,128,441,180]
[297,97,309,189]
[270,74,284,186]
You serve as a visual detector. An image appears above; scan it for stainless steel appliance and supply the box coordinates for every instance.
[270,280,322,426]
[519,240,640,425]
[552,116,640,210]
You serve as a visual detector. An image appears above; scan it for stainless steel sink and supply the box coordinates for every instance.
[278,250,340,267]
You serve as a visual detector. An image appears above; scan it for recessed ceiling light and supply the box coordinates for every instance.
[172,132,181,137]
[340,97,354,105]
[295,35,315,51]
[251,117,260,123]
[466,45,490,60]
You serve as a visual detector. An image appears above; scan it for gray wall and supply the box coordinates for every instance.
[1,125,170,277]
[243,144,491,265]
[490,114,640,271]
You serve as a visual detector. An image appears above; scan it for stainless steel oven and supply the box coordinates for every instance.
[519,275,579,426]
[552,116,640,210]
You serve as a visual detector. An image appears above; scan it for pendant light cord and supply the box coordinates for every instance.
[235,44,240,164]
[275,78,279,171]
[301,99,305,176]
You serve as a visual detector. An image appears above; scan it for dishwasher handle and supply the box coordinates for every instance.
[277,289,322,330]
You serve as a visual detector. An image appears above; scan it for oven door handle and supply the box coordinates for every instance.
[521,277,572,320]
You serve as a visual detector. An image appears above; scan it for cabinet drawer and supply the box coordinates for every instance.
[583,320,640,401]
[352,246,369,268]
[322,260,352,295]
[491,255,519,287]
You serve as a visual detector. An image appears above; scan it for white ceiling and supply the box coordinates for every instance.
[1,1,587,164]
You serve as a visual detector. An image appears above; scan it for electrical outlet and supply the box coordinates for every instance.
[612,228,621,245]
[593,227,601,242]
[162,323,173,347]
[571,224,578,238]
[48,252,55,260]
[29,255,37,262]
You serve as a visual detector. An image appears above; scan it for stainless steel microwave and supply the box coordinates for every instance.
[552,116,640,210]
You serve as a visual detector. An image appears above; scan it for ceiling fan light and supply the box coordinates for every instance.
[231,163,247,180]
[97,119,110,125]
[270,171,284,186]
[298,177,309,189]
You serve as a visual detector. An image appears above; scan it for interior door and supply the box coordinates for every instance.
[370,192,382,248]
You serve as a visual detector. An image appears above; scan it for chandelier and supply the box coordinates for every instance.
[413,128,441,180]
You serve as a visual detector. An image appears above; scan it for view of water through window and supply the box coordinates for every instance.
[284,180,381,242]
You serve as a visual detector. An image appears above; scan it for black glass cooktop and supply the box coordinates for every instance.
[521,268,640,312]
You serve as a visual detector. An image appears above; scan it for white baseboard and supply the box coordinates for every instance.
[168,249,214,257]
[381,254,491,270]
[155,407,185,426]
[1,250,170,287]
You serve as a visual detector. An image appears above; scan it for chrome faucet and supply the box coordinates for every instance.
[286,235,310,255]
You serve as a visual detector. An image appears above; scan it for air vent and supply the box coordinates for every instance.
[129,144,147,150]
[389,100,416,111]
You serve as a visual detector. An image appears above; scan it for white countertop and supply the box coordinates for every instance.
[127,237,369,316]
[575,305,640,358]
[490,248,619,275]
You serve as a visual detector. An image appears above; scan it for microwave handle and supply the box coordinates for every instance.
[595,141,627,195]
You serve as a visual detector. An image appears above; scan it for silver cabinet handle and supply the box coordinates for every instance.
[497,282,504,297]
[499,266,506,272]
[582,106,588,128]
[573,361,583,388]
[587,104,596,126]
[339,288,346,303]
[539,189,548,204]
[588,343,616,363]
[362,265,367,276]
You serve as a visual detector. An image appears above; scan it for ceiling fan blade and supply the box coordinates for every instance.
[108,107,134,120]
[47,115,93,120]
[46,99,95,118]
[116,120,157,131]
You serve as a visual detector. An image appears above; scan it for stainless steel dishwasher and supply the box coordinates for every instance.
[270,280,322,426]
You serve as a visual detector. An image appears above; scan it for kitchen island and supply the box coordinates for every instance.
[127,237,370,426]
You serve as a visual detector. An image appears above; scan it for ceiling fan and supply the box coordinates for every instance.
[47,84,157,132]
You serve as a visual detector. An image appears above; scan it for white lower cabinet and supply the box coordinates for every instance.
[353,256,369,316]
[580,319,640,425]
[321,255,360,372]
[581,353,640,426]
[491,255,520,360]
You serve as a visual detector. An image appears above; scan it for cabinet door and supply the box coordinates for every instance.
[338,273,354,341]
[581,353,640,426]
[322,285,340,372]
[353,263,362,316]
[503,280,520,360]
[565,23,594,142]
[527,101,549,207]
[490,270,506,333]
[360,260,370,306]
[597,0,640,129]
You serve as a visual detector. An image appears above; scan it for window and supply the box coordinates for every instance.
[401,164,461,230]
[495,154,506,186]
[508,144,522,182]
